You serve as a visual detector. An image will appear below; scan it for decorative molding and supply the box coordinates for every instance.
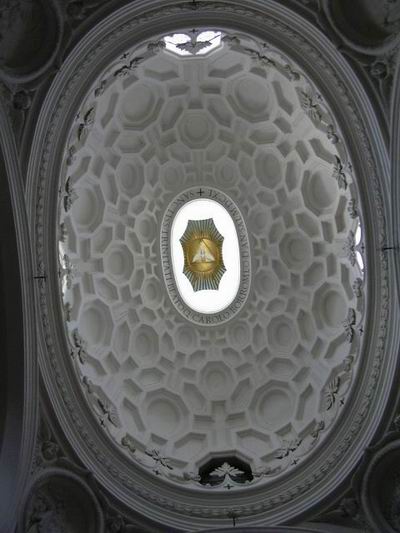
[390,44,400,323]
[352,278,363,299]
[300,91,322,122]
[0,98,38,532]
[332,156,348,190]
[343,308,357,343]
[347,198,358,219]
[161,187,251,325]
[343,231,356,267]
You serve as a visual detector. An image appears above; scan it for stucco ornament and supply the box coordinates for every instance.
[22,469,105,533]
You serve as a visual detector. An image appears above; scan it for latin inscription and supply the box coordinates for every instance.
[161,187,251,325]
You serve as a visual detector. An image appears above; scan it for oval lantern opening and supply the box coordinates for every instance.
[161,188,251,325]
[171,198,241,314]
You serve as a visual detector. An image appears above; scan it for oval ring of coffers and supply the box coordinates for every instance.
[161,187,251,325]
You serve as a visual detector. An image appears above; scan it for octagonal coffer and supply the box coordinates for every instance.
[161,188,251,325]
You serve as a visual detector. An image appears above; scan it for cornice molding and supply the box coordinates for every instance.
[390,53,400,307]
[0,102,38,532]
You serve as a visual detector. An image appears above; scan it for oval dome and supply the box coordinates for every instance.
[57,29,365,489]
[27,6,396,528]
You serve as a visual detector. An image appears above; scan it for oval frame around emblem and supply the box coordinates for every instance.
[161,187,251,325]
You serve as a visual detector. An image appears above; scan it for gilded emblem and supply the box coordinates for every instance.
[180,218,226,291]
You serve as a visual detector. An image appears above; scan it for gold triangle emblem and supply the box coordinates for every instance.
[180,219,226,291]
